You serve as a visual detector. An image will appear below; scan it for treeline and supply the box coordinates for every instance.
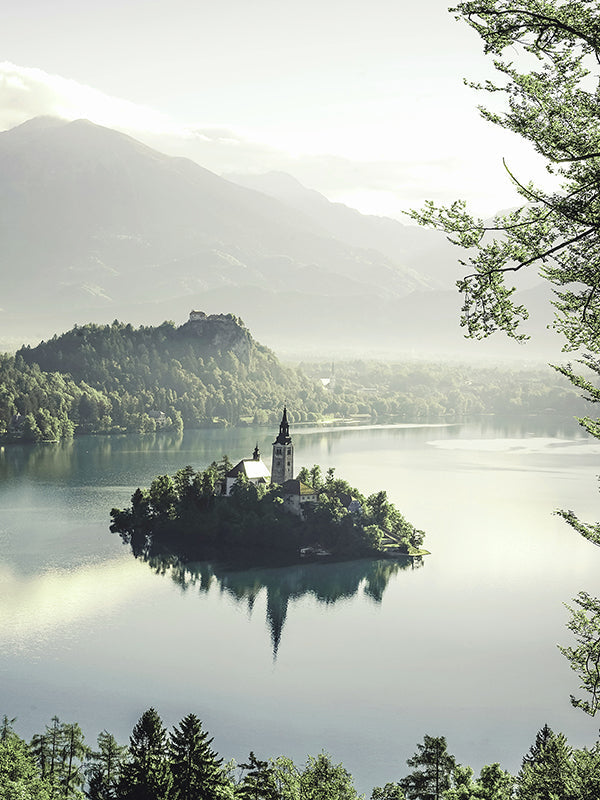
[2,711,598,799]
[110,462,425,564]
[300,359,587,419]
[0,317,587,443]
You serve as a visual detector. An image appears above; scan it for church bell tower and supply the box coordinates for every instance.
[271,407,294,485]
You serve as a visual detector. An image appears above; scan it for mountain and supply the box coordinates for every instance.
[225,170,464,290]
[0,117,558,358]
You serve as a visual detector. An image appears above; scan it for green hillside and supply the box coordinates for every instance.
[5,314,325,441]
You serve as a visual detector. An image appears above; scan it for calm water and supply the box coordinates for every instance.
[1,417,599,793]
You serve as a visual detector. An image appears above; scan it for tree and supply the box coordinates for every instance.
[475,763,514,800]
[86,730,127,800]
[400,735,457,800]
[270,756,301,800]
[573,741,600,800]
[409,0,600,712]
[30,716,87,799]
[371,783,405,800]
[559,592,600,715]
[59,722,88,799]
[444,765,476,800]
[169,713,232,800]
[410,0,600,352]
[118,708,172,800]
[299,752,359,800]
[516,724,579,799]
[0,726,52,800]
[236,751,280,800]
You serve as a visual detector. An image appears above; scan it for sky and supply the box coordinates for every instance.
[0,0,552,218]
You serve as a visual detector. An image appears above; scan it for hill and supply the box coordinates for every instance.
[8,313,326,440]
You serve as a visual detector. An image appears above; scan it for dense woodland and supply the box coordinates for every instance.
[110,461,425,564]
[0,317,586,443]
[2,710,598,800]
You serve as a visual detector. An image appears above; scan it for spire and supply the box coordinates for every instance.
[274,406,292,445]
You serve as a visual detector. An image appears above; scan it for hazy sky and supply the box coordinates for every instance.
[1,0,550,217]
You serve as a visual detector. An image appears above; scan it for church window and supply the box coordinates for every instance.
[276,448,282,455]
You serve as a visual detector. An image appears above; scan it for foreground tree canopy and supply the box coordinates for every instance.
[3,713,600,800]
[410,0,600,714]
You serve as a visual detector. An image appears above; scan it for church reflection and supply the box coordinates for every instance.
[140,552,423,657]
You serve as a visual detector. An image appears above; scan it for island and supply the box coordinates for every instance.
[110,408,428,565]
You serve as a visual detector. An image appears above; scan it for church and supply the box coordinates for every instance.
[224,408,318,514]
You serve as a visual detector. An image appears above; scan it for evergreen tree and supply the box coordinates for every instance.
[237,751,280,800]
[169,713,232,800]
[574,741,600,800]
[86,730,127,800]
[59,722,88,799]
[400,735,456,800]
[516,724,579,800]
[118,708,172,800]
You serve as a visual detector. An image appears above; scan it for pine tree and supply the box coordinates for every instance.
[400,735,457,800]
[118,708,172,800]
[169,713,232,800]
[237,752,280,800]
[86,730,127,799]
[517,724,580,800]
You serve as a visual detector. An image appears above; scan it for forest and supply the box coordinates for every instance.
[0,317,585,443]
[1,709,597,800]
[109,461,426,564]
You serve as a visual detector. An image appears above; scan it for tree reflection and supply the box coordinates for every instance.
[140,551,422,657]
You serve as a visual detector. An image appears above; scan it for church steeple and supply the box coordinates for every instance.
[271,407,294,484]
[274,406,292,446]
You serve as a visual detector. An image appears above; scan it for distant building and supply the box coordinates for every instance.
[271,406,294,485]
[225,444,271,495]
[281,479,318,516]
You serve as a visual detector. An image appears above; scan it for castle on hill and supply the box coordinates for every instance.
[224,408,317,514]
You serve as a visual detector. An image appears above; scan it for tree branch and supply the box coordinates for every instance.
[462,227,596,280]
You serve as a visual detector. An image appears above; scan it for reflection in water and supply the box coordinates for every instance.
[141,553,422,657]
[0,559,148,645]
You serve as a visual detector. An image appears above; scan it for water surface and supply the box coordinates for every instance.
[1,417,599,793]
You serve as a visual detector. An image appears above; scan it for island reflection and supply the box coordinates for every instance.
[139,552,423,657]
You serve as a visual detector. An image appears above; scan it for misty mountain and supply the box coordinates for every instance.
[225,170,465,290]
[0,117,558,358]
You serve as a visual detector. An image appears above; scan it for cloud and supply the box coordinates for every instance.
[0,61,184,135]
[0,61,544,218]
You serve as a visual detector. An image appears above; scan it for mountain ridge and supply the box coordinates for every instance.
[0,116,558,359]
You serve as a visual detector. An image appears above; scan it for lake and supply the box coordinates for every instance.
[1,416,599,794]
